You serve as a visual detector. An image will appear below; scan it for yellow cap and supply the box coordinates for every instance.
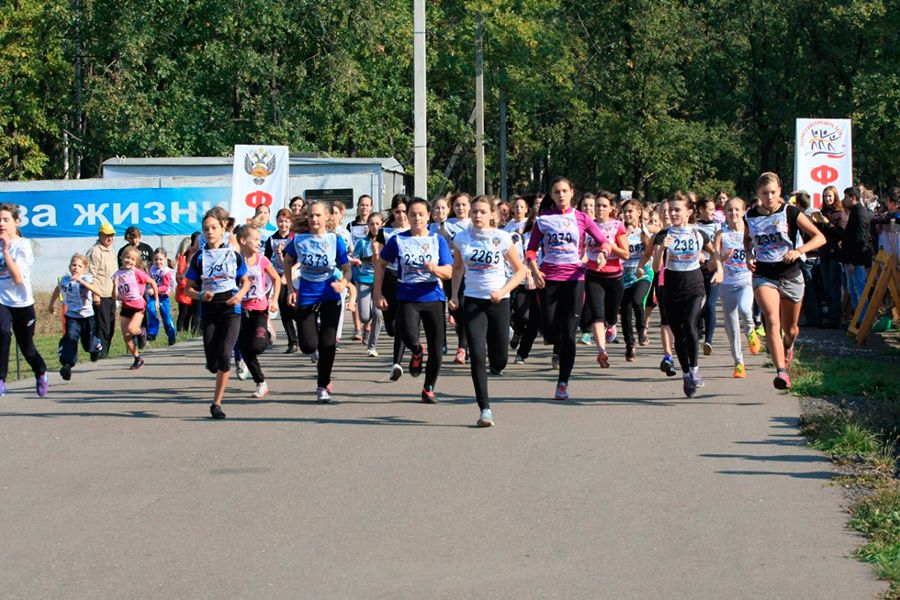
[99,223,115,235]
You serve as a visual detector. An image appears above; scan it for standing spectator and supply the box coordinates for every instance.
[873,188,900,258]
[117,226,154,268]
[792,191,822,327]
[86,223,117,357]
[816,185,847,328]
[841,186,873,313]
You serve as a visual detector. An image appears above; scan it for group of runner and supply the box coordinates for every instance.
[0,171,825,427]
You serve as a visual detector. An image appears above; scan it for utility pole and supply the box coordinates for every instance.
[413,0,427,199]
[475,14,485,196]
[499,68,507,201]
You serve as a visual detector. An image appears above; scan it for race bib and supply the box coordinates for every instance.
[116,269,142,303]
[293,233,337,282]
[721,228,749,278]
[201,248,238,294]
[245,261,266,300]
[666,227,703,272]
[747,211,792,263]
[395,234,439,284]
[623,230,645,268]
[270,238,290,274]
[538,213,580,264]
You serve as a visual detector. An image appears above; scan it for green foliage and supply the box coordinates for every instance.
[806,415,882,457]
[850,485,900,590]
[1,1,898,194]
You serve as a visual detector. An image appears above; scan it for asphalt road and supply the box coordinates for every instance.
[0,324,885,599]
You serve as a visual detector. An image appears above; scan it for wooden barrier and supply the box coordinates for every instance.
[847,250,900,344]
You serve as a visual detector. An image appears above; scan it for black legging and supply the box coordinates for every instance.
[202,303,241,374]
[464,297,510,410]
[176,301,199,334]
[295,300,341,388]
[621,279,651,347]
[664,292,704,373]
[513,287,542,359]
[0,304,46,381]
[277,283,298,346]
[382,270,406,365]
[239,309,269,384]
[448,277,468,351]
[540,279,584,385]
[584,273,624,326]
[94,296,116,356]
[397,300,445,390]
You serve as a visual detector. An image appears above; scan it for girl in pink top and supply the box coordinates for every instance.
[112,246,159,369]
[583,192,629,367]
[237,224,281,399]
[147,248,177,345]
[525,176,612,400]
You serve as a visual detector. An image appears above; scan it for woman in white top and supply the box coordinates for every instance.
[0,203,48,397]
[450,196,527,427]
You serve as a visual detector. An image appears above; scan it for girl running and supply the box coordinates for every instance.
[504,196,537,357]
[696,196,722,356]
[283,201,352,403]
[0,204,48,396]
[348,195,374,341]
[652,199,678,377]
[112,246,159,370]
[147,248,177,345]
[619,200,653,361]
[444,193,472,364]
[745,172,825,389]
[237,224,281,399]
[451,196,527,426]
[648,192,722,398]
[375,198,453,403]
[715,198,762,379]
[525,177,613,400]
[577,193,597,346]
[374,195,411,380]
[184,208,251,419]
[265,208,299,353]
[49,254,104,381]
[352,211,385,357]
[584,192,628,366]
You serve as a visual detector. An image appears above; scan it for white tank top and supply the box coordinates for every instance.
[454,228,513,299]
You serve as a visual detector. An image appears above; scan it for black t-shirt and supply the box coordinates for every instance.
[653,226,710,301]
[745,203,801,280]
[118,242,154,269]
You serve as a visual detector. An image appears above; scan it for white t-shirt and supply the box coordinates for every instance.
[453,227,514,300]
[60,273,95,318]
[0,238,34,307]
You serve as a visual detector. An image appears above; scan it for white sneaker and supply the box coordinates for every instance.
[477,408,494,427]
[316,386,332,403]
[236,360,250,380]
[390,363,403,381]
[252,381,269,399]
[367,348,379,357]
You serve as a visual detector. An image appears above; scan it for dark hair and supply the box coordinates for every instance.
[844,186,861,201]
[548,176,574,192]
[202,206,229,226]
[669,191,696,224]
[885,187,900,208]
[407,196,431,213]
[125,226,142,238]
[289,195,304,206]
[0,203,20,220]
[793,191,811,211]
[385,194,410,227]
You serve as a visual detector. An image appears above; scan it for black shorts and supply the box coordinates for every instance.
[120,305,145,319]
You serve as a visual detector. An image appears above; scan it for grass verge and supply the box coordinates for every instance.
[793,350,900,600]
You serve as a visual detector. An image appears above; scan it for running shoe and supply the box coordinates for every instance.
[146,334,157,342]
[596,349,610,368]
[168,337,177,346]
[311,351,319,364]
[514,355,526,365]
[477,408,494,427]
[754,324,766,338]
[733,363,746,378]
[605,326,617,344]
[284,343,299,354]
[785,345,794,365]
[209,403,226,419]
[236,360,249,380]
[316,386,333,403]
[659,356,677,377]
[692,371,705,388]
[747,332,762,355]
[554,383,569,400]
[367,348,379,357]
[390,363,403,381]
[579,332,592,345]
[625,345,636,362]
[683,373,697,398]
[638,330,650,346]
[454,348,466,364]
[510,333,521,350]
[409,345,425,377]
[335,340,343,352]
[703,342,713,356]
[0,379,5,396]
[421,387,437,404]
[36,373,49,397]
[60,364,72,381]
[130,356,145,370]
[489,367,504,376]
[137,328,147,349]
[551,354,560,370]
[352,329,363,341]
[773,372,791,390]
[252,381,269,399]
[90,351,101,362]
[441,343,448,355]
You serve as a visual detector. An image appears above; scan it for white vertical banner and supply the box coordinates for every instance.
[230,145,289,225]
[794,119,852,209]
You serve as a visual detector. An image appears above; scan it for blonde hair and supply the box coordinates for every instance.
[70,253,88,267]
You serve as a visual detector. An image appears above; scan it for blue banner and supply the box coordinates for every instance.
[0,186,230,238]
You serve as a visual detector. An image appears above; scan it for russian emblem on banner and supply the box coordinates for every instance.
[231,145,289,226]
[794,119,852,209]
